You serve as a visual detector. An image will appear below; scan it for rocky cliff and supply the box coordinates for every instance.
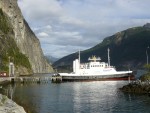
[0,0,53,74]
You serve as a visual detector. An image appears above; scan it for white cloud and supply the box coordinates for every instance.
[18,0,150,58]
[37,32,49,37]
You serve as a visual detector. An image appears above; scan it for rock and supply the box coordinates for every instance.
[120,81,150,94]
[0,94,26,113]
[0,0,53,74]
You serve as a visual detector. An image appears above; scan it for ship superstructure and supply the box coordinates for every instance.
[52,49,134,82]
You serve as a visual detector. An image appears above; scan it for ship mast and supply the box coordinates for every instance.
[108,48,110,66]
[78,49,81,75]
[79,49,80,68]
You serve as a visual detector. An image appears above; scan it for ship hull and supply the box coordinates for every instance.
[62,75,135,81]
[60,74,135,82]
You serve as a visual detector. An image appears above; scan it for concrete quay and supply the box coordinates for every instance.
[0,76,52,84]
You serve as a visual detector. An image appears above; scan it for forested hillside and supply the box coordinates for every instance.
[54,23,150,72]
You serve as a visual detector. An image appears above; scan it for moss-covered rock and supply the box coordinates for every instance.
[121,68,150,94]
[120,83,149,94]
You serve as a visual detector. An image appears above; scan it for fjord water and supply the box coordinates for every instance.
[2,75,150,113]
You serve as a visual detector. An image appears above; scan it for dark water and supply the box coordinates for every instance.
[1,72,150,113]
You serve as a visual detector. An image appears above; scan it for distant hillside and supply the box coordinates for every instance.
[53,23,150,72]
[45,55,59,64]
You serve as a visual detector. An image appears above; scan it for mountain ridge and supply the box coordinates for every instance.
[53,24,150,72]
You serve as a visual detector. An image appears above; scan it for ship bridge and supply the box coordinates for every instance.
[88,56,101,62]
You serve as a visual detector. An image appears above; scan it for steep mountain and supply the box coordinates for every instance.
[54,23,150,71]
[0,0,53,75]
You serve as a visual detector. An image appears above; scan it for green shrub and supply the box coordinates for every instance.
[0,9,10,33]
[140,73,150,81]
[144,64,150,72]
[1,95,7,104]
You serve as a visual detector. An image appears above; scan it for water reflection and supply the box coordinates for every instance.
[1,81,150,113]
[72,81,128,113]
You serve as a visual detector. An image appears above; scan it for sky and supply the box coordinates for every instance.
[18,0,150,58]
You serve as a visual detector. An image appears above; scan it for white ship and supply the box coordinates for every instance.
[52,49,134,82]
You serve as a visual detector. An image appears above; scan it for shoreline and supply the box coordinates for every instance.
[0,81,27,113]
[0,93,26,113]
[0,80,10,86]
[120,80,150,95]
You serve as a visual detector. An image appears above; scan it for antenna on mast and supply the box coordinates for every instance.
[79,49,80,64]
[108,48,110,66]
[146,46,149,65]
